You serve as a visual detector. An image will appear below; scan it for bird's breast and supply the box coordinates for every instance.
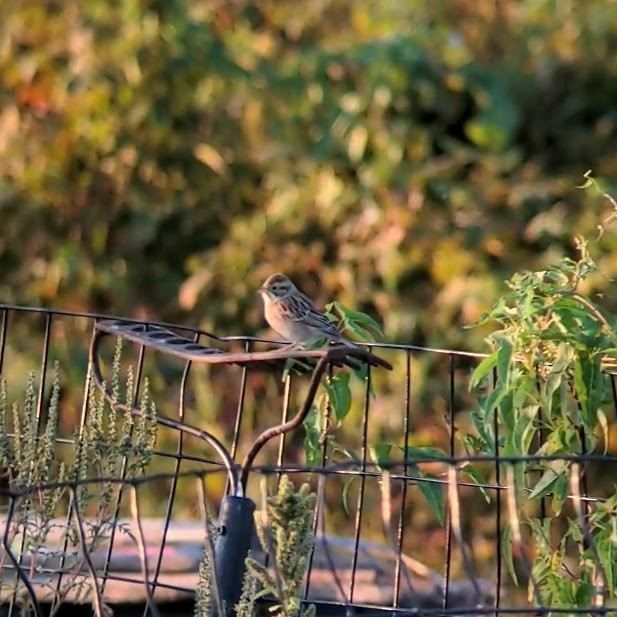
[263,297,293,340]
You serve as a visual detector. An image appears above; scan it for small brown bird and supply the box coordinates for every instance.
[258,273,352,346]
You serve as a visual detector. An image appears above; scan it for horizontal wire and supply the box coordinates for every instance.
[0,456,612,500]
[0,303,488,357]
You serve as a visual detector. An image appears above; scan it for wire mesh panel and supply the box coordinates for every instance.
[0,305,613,617]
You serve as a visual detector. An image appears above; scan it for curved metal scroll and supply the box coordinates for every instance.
[90,318,392,494]
[239,352,332,489]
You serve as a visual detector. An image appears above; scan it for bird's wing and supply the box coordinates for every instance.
[288,293,342,337]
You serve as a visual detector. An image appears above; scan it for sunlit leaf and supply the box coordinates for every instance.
[323,372,352,422]
[193,143,227,175]
[528,461,569,501]
[326,302,384,341]
[469,353,497,391]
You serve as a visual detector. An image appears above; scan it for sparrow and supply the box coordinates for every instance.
[258,273,352,347]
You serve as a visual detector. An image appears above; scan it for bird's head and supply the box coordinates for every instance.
[258,273,297,300]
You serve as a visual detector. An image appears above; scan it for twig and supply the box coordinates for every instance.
[569,463,606,609]
[504,466,544,609]
[130,485,162,617]
[199,478,225,617]
[446,466,483,603]
[70,487,105,617]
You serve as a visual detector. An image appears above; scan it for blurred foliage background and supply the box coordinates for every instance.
[3,0,617,350]
[2,0,617,592]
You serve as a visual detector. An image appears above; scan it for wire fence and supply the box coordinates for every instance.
[0,305,613,617]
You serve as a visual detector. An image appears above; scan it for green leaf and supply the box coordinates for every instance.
[330,442,362,515]
[416,471,445,525]
[460,464,491,503]
[461,65,519,151]
[469,353,497,391]
[341,476,355,517]
[498,391,515,431]
[574,580,596,607]
[496,337,513,385]
[369,443,392,469]
[282,356,313,378]
[351,361,368,381]
[501,525,519,586]
[303,435,321,467]
[466,408,496,453]
[528,460,568,501]
[405,445,447,461]
[326,301,384,341]
[512,377,537,409]
[596,523,614,591]
[341,306,384,336]
[323,372,352,422]
[350,362,378,400]
[550,472,569,516]
[512,410,538,454]
[302,406,322,466]
[252,587,275,601]
[330,442,361,464]
[482,384,508,416]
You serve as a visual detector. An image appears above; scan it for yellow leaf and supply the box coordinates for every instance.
[348,125,367,162]
[193,143,226,175]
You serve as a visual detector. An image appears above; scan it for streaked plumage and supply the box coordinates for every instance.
[258,273,351,346]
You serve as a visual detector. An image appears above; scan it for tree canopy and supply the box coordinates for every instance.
[1,0,617,351]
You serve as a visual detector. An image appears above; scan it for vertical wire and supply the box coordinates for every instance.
[71,485,105,617]
[393,350,412,605]
[304,362,333,601]
[131,484,163,617]
[4,495,44,617]
[610,375,617,455]
[145,332,199,617]
[229,339,251,465]
[348,364,372,602]
[535,367,547,522]
[492,366,502,616]
[0,308,8,374]
[7,312,55,611]
[505,466,544,609]
[447,466,483,599]
[275,372,293,481]
[0,305,8,594]
[442,354,456,610]
[34,312,53,429]
[0,305,8,587]
[574,375,596,577]
[0,310,7,521]
[52,322,97,602]
[197,476,225,617]
[570,462,606,609]
[260,367,293,576]
[222,338,250,503]
[99,339,147,597]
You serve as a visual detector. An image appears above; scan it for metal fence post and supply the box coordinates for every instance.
[213,495,256,615]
